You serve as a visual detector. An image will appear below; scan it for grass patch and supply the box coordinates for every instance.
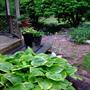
[83,53,90,71]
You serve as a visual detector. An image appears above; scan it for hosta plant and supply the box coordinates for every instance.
[22,27,44,37]
[0,48,77,90]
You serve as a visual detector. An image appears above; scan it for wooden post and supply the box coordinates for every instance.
[14,0,20,18]
[14,0,21,38]
[5,0,13,33]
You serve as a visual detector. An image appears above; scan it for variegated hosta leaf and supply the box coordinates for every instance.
[0,62,13,72]
[37,78,52,90]
[46,71,67,81]
[50,80,73,90]
[4,73,23,85]
[31,53,48,67]
[45,57,56,67]
[47,65,64,73]
[30,67,44,76]
[65,64,77,76]
[6,83,26,90]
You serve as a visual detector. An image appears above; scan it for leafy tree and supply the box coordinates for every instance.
[20,0,43,25]
[20,0,89,27]
[42,0,89,27]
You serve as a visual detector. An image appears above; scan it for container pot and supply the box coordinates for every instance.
[33,36,42,46]
[23,33,33,47]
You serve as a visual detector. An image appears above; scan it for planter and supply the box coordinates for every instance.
[33,36,42,46]
[23,33,42,47]
[23,33,33,47]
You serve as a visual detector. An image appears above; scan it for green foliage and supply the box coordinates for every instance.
[20,0,43,24]
[21,27,44,36]
[0,1,5,15]
[83,53,90,71]
[42,0,89,27]
[0,47,77,90]
[69,24,90,44]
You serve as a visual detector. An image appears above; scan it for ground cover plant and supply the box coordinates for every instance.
[83,53,90,71]
[0,48,77,90]
[69,24,90,44]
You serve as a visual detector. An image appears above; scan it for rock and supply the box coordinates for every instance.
[57,55,62,58]
[51,52,57,57]
[85,40,90,44]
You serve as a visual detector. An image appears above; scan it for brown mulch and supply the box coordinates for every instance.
[42,34,90,84]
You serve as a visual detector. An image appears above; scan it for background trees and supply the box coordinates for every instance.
[20,0,90,27]
[42,0,89,27]
[0,0,89,27]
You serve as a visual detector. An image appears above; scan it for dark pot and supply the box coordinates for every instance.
[33,36,42,46]
[23,33,33,47]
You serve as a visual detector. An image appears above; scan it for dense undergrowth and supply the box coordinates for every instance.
[69,24,90,44]
[0,48,77,90]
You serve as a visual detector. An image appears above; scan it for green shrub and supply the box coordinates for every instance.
[83,53,90,71]
[0,48,77,90]
[69,24,90,44]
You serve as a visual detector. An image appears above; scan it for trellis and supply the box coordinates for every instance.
[0,0,21,38]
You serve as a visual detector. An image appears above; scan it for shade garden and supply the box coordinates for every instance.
[0,48,77,90]
[0,0,90,90]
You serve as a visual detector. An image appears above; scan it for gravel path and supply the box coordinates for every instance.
[42,34,90,83]
[42,34,90,64]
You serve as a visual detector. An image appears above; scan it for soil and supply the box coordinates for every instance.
[41,32,90,90]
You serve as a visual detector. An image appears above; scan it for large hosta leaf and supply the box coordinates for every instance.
[37,78,52,90]
[30,67,44,76]
[65,64,77,76]
[46,71,67,81]
[6,82,34,90]
[45,57,56,67]
[23,82,34,89]
[4,73,23,85]
[6,83,26,90]
[50,80,72,90]
[47,65,64,73]
[31,53,48,67]
[54,57,68,65]
[0,62,13,72]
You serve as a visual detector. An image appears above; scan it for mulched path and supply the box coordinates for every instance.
[42,34,90,84]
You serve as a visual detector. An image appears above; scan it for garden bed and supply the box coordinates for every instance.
[42,34,90,85]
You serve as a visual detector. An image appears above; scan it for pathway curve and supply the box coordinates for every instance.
[42,34,90,83]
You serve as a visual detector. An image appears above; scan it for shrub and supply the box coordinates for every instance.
[83,53,90,71]
[0,48,77,90]
[69,24,90,44]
